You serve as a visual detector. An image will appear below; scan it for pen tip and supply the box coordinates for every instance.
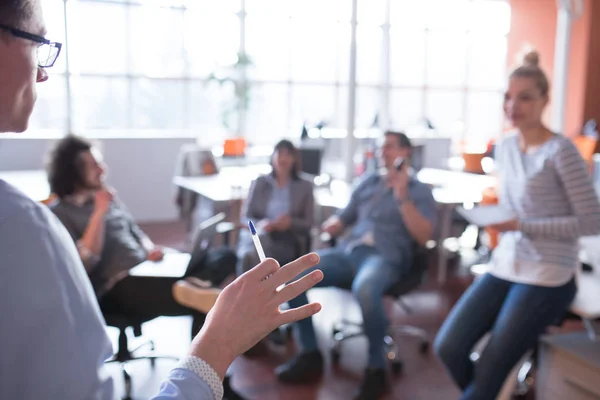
[248,220,256,235]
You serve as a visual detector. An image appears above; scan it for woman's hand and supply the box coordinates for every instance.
[488,219,520,233]
[147,246,165,262]
[271,215,292,231]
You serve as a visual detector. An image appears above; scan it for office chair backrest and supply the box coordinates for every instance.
[384,243,432,298]
[176,144,218,178]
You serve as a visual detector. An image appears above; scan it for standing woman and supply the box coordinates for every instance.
[237,140,315,274]
[434,50,600,399]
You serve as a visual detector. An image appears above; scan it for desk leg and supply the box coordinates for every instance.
[437,204,454,285]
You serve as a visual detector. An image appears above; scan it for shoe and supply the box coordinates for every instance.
[354,368,387,400]
[223,376,246,400]
[185,276,214,288]
[275,350,324,384]
[172,280,221,314]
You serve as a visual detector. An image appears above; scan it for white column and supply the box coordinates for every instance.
[63,0,72,133]
[344,0,359,182]
[380,0,392,131]
[552,0,583,133]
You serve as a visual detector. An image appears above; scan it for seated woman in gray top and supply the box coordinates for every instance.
[434,50,600,400]
[237,140,315,274]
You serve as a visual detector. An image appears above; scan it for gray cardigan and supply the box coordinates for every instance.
[242,175,314,235]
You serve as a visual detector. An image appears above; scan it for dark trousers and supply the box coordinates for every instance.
[99,275,206,338]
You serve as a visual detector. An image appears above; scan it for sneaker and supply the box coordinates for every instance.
[185,276,214,288]
[354,368,387,400]
[172,280,220,314]
[275,350,324,384]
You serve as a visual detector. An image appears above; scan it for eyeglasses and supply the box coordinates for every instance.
[0,23,62,68]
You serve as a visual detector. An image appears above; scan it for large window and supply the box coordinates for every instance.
[35,0,509,148]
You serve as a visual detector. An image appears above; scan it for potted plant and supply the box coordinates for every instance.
[206,52,253,156]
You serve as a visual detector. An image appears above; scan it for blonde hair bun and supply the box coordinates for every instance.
[522,50,540,68]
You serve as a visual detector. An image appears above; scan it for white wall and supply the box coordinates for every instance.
[0,137,194,222]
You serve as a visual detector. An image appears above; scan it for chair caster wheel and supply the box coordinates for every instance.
[391,360,403,375]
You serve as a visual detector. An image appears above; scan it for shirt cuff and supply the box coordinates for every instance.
[176,355,224,400]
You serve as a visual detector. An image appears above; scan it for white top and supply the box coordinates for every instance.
[490,134,600,287]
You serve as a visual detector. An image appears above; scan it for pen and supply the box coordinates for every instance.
[248,220,266,262]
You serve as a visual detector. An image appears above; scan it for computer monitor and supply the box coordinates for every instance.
[411,144,424,172]
[299,147,323,176]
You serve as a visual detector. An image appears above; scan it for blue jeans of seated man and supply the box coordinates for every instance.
[434,273,576,400]
[287,245,404,369]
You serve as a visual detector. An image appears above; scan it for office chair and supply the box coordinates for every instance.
[104,313,179,400]
[329,242,433,374]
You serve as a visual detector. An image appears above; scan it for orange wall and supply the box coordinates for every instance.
[507,0,557,81]
[565,0,592,137]
[583,2,600,132]
[507,0,597,138]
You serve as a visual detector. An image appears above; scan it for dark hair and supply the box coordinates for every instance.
[46,135,93,198]
[384,131,412,149]
[271,139,300,181]
[0,0,32,28]
[509,49,550,97]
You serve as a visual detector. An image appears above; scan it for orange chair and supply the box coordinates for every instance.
[572,135,597,172]
[462,152,486,174]
[481,187,499,249]
[223,137,247,157]
[40,193,57,206]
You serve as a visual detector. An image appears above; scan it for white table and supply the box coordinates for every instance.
[173,164,271,203]
[129,253,190,278]
[575,236,600,340]
[0,170,49,202]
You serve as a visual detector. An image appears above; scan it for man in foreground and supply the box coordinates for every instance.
[0,1,323,399]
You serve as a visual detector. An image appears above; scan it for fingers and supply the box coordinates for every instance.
[270,253,320,288]
[244,258,280,281]
[278,303,322,326]
[275,270,323,304]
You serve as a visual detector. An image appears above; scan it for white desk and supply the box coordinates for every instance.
[0,170,49,202]
[129,253,190,278]
[575,236,600,339]
[173,164,271,202]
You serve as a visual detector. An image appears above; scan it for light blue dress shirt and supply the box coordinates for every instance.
[0,180,217,400]
[265,175,292,220]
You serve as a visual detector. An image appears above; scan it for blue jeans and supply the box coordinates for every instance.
[434,274,576,400]
[288,245,404,368]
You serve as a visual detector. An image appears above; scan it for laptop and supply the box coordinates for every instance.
[185,212,227,277]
